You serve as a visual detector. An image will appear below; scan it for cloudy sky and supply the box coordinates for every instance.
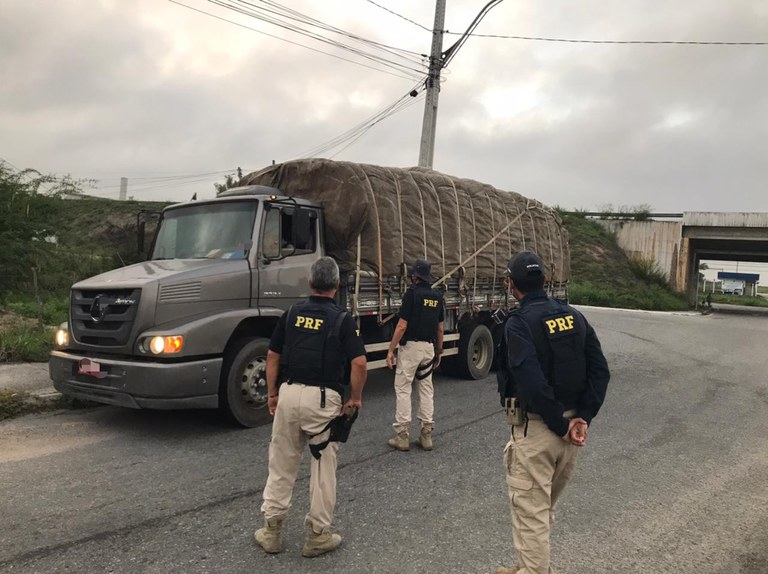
[1,0,767,218]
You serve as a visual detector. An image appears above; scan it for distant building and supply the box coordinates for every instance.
[717,272,759,296]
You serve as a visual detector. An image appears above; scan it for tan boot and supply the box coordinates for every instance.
[494,566,519,574]
[254,516,284,554]
[387,431,409,451]
[302,527,342,557]
[417,425,433,450]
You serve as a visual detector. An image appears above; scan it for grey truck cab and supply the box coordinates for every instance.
[50,186,327,427]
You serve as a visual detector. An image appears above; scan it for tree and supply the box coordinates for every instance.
[0,165,89,293]
[214,167,243,196]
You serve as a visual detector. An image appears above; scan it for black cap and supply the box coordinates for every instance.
[408,259,433,283]
[505,251,544,283]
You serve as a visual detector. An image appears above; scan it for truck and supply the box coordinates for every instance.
[720,279,744,295]
[49,159,569,427]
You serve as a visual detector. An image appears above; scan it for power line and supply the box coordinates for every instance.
[442,0,504,67]
[364,0,431,32]
[232,0,424,59]
[328,95,423,159]
[294,82,425,159]
[446,31,768,46]
[93,170,238,188]
[209,0,426,75]
[169,0,423,81]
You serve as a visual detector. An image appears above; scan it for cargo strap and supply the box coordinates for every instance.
[432,204,536,289]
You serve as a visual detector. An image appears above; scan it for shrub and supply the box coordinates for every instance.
[628,256,668,287]
[0,324,53,362]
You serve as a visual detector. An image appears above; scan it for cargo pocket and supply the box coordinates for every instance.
[505,442,534,492]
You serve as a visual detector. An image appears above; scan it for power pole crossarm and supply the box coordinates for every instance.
[418,0,446,169]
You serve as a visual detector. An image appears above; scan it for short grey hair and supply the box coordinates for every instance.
[310,256,340,292]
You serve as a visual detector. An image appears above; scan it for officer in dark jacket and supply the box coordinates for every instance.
[495,251,610,574]
[386,259,445,451]
[254,257,367,559]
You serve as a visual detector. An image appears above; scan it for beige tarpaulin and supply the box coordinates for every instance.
[241,159,569,283]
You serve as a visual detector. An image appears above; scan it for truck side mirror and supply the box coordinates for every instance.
[136,209,161,261]
[138,221,146,255]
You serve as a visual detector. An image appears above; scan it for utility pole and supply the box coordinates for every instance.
[417,0,504,169]
[418,0,446,169]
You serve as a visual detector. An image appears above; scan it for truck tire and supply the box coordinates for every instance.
[455,323,494,380]
[220,337,272,428]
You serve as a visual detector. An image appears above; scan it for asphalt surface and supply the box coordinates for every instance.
[1,307,767,574]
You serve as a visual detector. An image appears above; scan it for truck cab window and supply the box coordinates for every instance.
[262,206,316,258]
[151,201,257,260]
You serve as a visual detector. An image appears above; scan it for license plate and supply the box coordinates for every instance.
[78,358,107,379]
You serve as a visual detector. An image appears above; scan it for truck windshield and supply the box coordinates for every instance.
[151,201,258,260]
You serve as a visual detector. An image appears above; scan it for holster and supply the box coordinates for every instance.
[309,408,359,460]
[504,397,526,426]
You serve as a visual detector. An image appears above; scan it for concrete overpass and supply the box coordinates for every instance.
[595,212,768,302]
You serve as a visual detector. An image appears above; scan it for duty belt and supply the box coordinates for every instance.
[284,379,343,406]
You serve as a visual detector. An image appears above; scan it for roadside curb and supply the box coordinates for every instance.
[0,362,57,396]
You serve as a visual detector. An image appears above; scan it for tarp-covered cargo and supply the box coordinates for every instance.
[241,159,569,284]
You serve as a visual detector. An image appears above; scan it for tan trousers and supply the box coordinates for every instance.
[504,416,580,574]
[261,383,342,532]
[393,341,435,433]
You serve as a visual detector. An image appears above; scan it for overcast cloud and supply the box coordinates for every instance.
[1,0,767,217]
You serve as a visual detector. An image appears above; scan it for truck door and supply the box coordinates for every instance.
[257,203,320,312]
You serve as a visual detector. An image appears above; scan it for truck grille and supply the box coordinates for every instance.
[71,288,142,347]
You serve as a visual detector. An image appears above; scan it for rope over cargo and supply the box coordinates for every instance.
[241,159,569,286]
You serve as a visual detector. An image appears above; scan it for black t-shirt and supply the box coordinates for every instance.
[270,296,366,361]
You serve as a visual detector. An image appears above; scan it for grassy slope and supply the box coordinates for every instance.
[560,213,689,311]
[1,196,170,361]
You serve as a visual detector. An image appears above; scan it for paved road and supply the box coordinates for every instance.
[1,307,767,574]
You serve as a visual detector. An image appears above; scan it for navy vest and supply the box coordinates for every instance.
[280,300,348,393]
[402,284,443,343]
[497,297,588,410]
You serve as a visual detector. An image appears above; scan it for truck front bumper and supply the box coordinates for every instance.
[49,350,222,410]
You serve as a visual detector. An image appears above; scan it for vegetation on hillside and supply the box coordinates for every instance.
[0,164,168,361]
[559,212,689,311]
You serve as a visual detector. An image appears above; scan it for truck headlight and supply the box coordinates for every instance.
[147,335,184,355]
[55,328,69,348]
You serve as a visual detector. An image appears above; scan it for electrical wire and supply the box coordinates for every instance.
[169,0,423,81]
[293,81,425,159]
[446,31,768,46]
[442,0,504,67]
[93,169,238,188]
[328,95,423,159]
[364,0,431,32]
[232,0,424,59]
[209,0,426,76]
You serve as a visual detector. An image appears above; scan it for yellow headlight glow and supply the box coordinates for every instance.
[149,336,165,354]
[149,336,184,355]
[55,329,69,347]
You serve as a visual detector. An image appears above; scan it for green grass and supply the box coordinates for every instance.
[561,212,690,311]
[2,293,69,326]
[0,323,54,362]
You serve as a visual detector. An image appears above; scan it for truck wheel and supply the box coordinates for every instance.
[455,323,494,380]
[220,337,272,428]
